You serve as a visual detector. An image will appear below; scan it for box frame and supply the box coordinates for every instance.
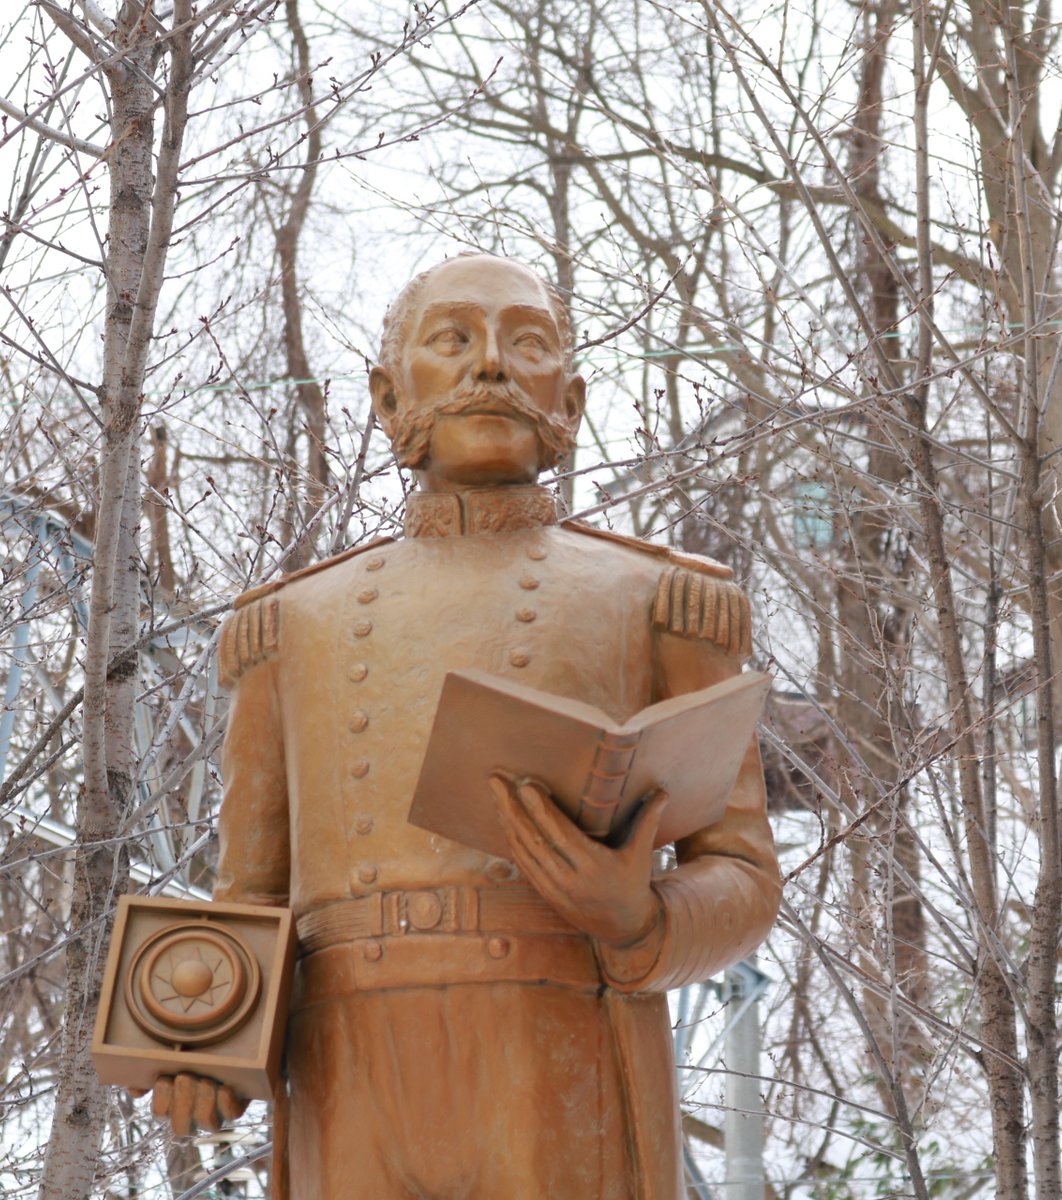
[92,895,295,1101]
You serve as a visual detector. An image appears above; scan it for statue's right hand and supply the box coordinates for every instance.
[130,1073,249,1136]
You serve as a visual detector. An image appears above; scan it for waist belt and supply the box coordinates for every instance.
[296,883,576,955]
[292,885,601,1001]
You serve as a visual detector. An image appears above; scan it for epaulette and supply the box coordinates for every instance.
[218,595,280,688]
[567,521,749,658]
[233,536,396,610]
[219,536,396,688]
[652,566,752,659]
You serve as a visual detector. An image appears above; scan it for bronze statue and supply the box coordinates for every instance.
[149,254,780,1198]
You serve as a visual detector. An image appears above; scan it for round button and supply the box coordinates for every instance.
[351,760,370,780]
[353,812,373,834]
[518,576,540,591]
[353,620,373,637]
[357,588,378,604]
[527,547,547,561]
[358,865,378,884]
[509,650,530,668]
[487,936,510,959]
[408,892,443,931]
[349,662,369,682]
[350,711,369,733]
[171,958,213,997]
[363,941,383,962]
[366,557,385,571]
[515,608,537,623]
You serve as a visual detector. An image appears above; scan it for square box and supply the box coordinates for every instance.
[92,895,295,1101]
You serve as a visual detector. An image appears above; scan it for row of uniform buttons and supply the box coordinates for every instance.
[349,557,385,798]
[344,539,543,892]
[349,556,386,890]
[509,544,547,667]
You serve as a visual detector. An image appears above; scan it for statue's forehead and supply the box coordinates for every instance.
[414,258,551,316]
[416,299,555,327]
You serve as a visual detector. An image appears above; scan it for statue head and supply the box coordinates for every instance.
[369,254,586,490]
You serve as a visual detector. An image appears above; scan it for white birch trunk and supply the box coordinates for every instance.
[38,5,194,1195]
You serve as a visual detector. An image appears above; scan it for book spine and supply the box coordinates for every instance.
[577,731,642,839]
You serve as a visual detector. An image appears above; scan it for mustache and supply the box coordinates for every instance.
[389,381,575,469]
[436,381,540,419]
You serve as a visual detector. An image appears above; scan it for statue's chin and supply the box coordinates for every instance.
[418,413,541,489]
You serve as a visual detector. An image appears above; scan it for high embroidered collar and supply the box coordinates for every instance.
[404,486,558,538]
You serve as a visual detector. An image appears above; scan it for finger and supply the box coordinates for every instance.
[170,1074,197,1137]
[505,835,579,916]
[501,792,582,896]
[492,776,572,870]
[626,789,669,854]
[501,784,565,867]
[491,773,552,834]
[488,771,518,799]
[491,771,553,822]
[152,1076,173,1120]
[489,773,520,831]
[514,776,550,804]
[513,781,588,870]
[195,1078,222,1132]
[506,816,574,886]
[128,1087,148,1099]
[491,775,535,847]
[218,1085,248,1123]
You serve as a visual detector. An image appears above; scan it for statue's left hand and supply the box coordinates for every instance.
[129,1073,248,1136]
[489,774,667,945]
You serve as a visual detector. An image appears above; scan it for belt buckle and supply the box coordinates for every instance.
[405,889,446,933]
[386,886,477,935]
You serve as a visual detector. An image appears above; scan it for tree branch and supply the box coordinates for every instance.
[0,96,106,157]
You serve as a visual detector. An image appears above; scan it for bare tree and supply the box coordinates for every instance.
[6,0,1062,1195]
[1,3,483,1196]
[339,1,1062,1194]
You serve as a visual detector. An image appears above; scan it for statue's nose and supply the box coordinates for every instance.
[475,329,507,383]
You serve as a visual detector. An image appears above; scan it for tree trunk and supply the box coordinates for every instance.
[277,0,327,572]
[39,5,194,1194]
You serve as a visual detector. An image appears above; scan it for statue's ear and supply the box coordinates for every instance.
[563,373,586,427]
[369,366,398,435]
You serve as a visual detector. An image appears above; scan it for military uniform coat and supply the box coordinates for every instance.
[215,485,780,1199]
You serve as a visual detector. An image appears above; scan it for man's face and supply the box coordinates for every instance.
[371,256,585,489]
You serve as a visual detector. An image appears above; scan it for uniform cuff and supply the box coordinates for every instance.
[595,889,667,991]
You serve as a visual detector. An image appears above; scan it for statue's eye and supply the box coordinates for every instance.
[429,328,467,350]
[514,331,548,352]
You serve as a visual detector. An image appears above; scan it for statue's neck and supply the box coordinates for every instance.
[404,485,557,538]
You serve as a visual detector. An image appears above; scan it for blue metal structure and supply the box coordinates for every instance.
[0,490,214,900]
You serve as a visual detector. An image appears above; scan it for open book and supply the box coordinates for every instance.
[408,669,770,858]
